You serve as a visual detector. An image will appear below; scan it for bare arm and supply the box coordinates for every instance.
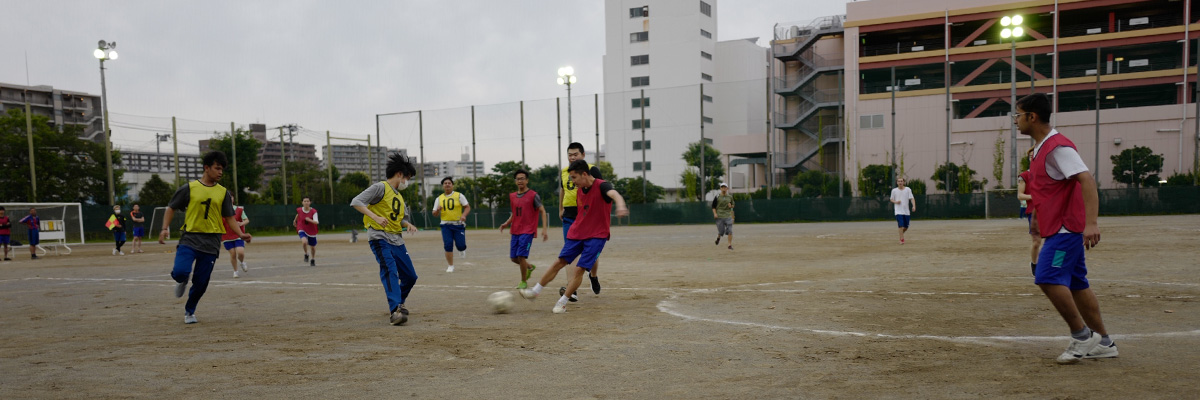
[460,204,471,222]
[1075,171,1100,249]
[158,208,175,244]
[353,205,389,228]
[225,215,250,241]
[1016,180,1032,201]
[607,189,629,217]
[539,205,549,241]
[498,214,514,232]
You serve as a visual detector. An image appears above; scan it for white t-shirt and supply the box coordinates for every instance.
[1031,130,1090,233]
[890,187,914,215]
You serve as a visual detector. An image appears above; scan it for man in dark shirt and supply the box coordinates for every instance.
[109,205,128,255]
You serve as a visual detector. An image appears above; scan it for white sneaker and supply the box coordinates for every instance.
[112,249,118,255]
[446,265,455,273]
[184,313,198,324]
[174,281,187,298]
[119,251,125,255]
[233,270,240,278]
[460,250,466,258]
[552,304,567,314]
[518,289,537,300]
[239,261,248,272]
[1057,331,1102,364]
[1084,342,1118,359]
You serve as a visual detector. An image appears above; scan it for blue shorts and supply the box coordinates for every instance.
[113,231,126,242]
[509,233,534,259]
[440,224,467,252]
[223,239,245,250]
[132,227,145,238]
[895,214,911,228]
[1034,232,1089,290]
[0,235,8,245]
[1019,207,1029,220]
[561,217,574,239]
[558,238,607,270]
[299,231,317,246]
[27,230,39,246]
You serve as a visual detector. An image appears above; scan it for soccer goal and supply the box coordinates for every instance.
[148,206,188,240]
[0,202,85,255]
[983,188,1021,220]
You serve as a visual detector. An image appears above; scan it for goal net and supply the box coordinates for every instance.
[983,189,1021,220]
[149,206,188,240]
[0,203,85,251]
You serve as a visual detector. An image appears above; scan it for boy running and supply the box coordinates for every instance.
[109,205,127,255]
[0,207,11,261]
[890,177,916,244]
[711,183,735,250]
[1017,92,1116,364]
[521,159,628,314]
[293,197,319,266]
[498,169,549,289]
[158,151,250,324]
[129,204,146,253]
[19,208,40,260]
[351,153,421,326]
[433,177,470,272]
[559,142,604,295]
[222,200,250,278]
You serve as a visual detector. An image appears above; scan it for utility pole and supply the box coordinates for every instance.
[279,127,288,204]
[700,83,706,201]
[172,117,179,185]
[520,101,526,166]
[327,130,333,203]
[595,94,601,165]
[231,122,238,204]
[24,88,36,202]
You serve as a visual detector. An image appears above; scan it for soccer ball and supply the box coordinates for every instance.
[487,291,515,314]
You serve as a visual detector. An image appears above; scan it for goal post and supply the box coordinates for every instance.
[149,206,188,241]
[983,188,1020,220]
[0,203,85,254]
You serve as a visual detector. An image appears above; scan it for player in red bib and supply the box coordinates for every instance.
[498,168,549,290]
[519,160,628,313]
[0,206,11,261]
[293,197,319,266]
[1017,93,1115,364]
[222,200,250,277]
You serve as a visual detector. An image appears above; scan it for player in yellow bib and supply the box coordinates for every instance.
[158,151,250,324]
[432,177,470,272]
[352,153,420,326]
[558,142,604,301]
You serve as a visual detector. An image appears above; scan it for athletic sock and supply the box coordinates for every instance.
[1100,335,1113,346]
[1030,263,1037,275]
[531,283,543,295]
[556,296,569,307]
[1071,327,1093,341]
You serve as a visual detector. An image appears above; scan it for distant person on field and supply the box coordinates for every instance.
[890,177,916,244]
[351,152,421,326]
[222,199,250,278]
[159,151,250,324]
[433,177,470,273]
[1017,92,1116,364]
[293,196,319,266]
[1016,169,1041,276]
[129,204,146,253]
[711,182,735,250]
[19,208,40,260]
[0,206,11,261]
[109,205,128,255]
[498,168,549,290]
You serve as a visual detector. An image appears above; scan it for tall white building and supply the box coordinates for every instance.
[602,0,768,194]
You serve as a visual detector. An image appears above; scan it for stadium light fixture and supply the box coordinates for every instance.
[96,40,118,205]
[557,66,577,142]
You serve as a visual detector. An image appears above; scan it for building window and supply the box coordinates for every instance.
[860,114,884,129]
[701,73,712,81]
[702,116,714,124]
[632,119,652,129]
[630,6,649,18]
[631,76,650,87]
[700,1,711,17]
[632,97,650,108]
[633,161,652,171]
[702,94,713,102]
[701,51,712,60]
[700,29,712,39]
[630,31,649,43]
[633,140,651,150]
[631,54,649,66]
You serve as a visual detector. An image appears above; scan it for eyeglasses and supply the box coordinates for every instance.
[1011,112,1029,120]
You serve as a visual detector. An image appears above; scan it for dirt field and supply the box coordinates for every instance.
[1,215,1197,399]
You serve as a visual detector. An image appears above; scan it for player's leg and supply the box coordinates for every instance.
[554,266,587,313]
[588,260,600,294]
[441,225,455,272]
[226,242,239,276]
[726,220,734,249]
[715,219,724,245]
[183,251,217,316]
[300,232,310,261]
[390,243,419,311]
[454,225,467,257]
[308,236,317,265]
[369,240,403,316]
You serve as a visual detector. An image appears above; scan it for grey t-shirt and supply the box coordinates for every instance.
[168,182,235,255]
[350,182,413,247]
[514,190,543,210]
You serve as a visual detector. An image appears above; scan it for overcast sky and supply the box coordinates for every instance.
[3,0,851,170]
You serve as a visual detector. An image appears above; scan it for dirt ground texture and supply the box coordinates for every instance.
[0,215,1197,399]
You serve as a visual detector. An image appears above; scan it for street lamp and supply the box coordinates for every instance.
[1001,14,1024,188]
[95,40,118,205]
[557,66,577,143]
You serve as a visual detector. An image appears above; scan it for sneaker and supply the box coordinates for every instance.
[715,237,720,245]
[310,259,316,267]
[1084,342,1119,359]
[728,245,733,250]
[240,261,248,272]
[552,304,567,314]
[1057,331,1102,364]
[31,255,38,260]
[112,249,118,255]
[446,265,455,273]
[304,254,309,262]
[398,304,409,316]
[525,264,537,281]
[558,287,578,302]
[900,238,905,244]
[519,289,537,300]
[174,281,187,298]
[3,257,10,261]
[517,281,528,289]
[233,270,241,278]
[119,251,125,255]
[390,307,408,325]
[184,313,198,324]
[460,250,466,258]
[590,276,601,294]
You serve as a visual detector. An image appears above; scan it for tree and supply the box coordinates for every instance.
[992,134,1006,189]
[792,170,850,197]
[1163,171,1196,186]
[137,174,175,207]
[596,161,617,181]
[1110,145,1163,188]
[612,177,663,204]
[681,141,724,200]
[857,164,893,197]
[341,172,371,190]
[205,129,264,194]
[931,162,983,194]
[907,179,927,195]
[0,108,126,203]
[529,164,561,210]
[491,160,531,177]
[679,167,699,201]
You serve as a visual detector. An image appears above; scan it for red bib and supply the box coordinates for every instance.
[1028,134,1085,238]
[509,190,540,235]
[567,178,612,240]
